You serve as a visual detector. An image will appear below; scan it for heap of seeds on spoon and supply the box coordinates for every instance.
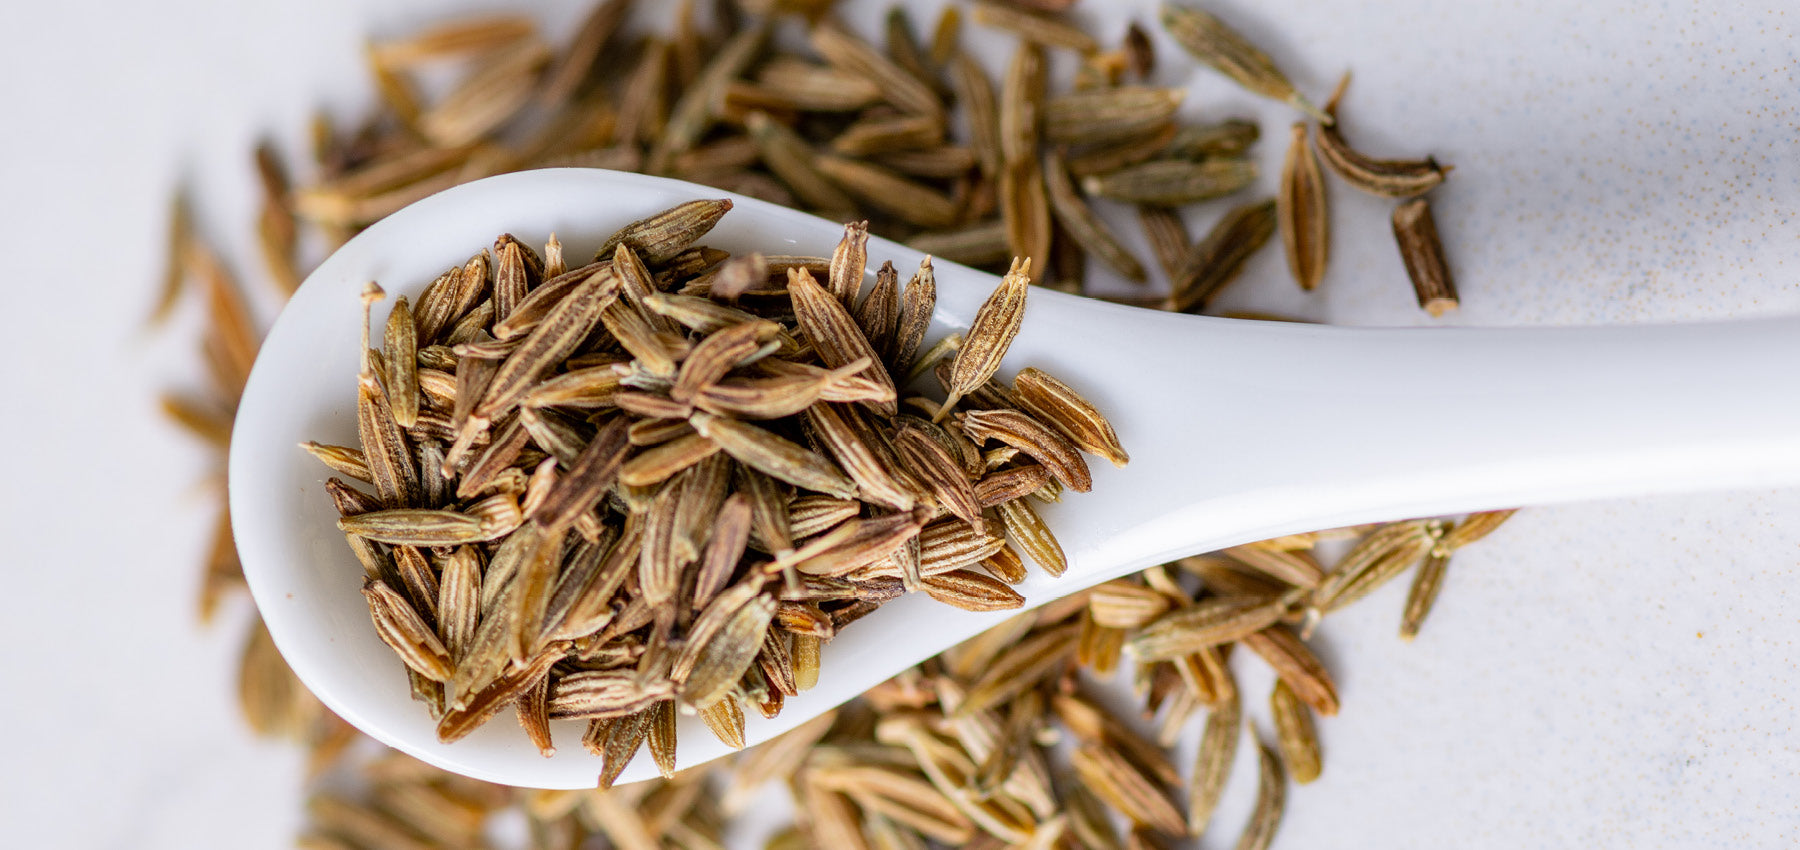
[153,1,1513,847]
[310,198,1125,781]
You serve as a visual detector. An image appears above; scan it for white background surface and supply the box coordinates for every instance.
[2,0,1796,847]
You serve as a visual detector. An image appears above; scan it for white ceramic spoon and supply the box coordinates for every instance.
[230,168,1800,790]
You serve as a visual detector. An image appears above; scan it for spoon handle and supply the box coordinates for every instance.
[1017,306,1800,583]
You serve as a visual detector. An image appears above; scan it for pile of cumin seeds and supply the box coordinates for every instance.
[311,198,1128,779]
[149,1,1520,847]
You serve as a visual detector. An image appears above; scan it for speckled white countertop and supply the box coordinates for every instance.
[2,1,1794,846]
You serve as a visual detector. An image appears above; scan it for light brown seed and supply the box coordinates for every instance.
[361,578,453,682]
[474,266,619,420]
[417,37,552,148]
[1398,549,1451,642]
[1188,686,1239,836]
[300,442,371,483]
[1235,740,1287,850]
[650,25,767,173]
[1223,543,1324,589]
[810,19,941,119]
[1279,123,1330,291]
[681,592,778,709]
[805,402,915,511]
[956,623,1078,717]
[1242,624,1339,716]
[1444,508,1518,550]
[786,267,898,414]
[994,497,1065,577]
[536,0,631,108]
[596,198,733,266]
[338,509,496,546]
[1270,679,1321,783]
[1314,518,1440,612]
[1129,588,1304,662]
[1393,197,1459,317]
[940,259,1030,415]
[1088,580,1174,630]
[1071,744,1187,837]
[1011,367,1129,467]
[1165,198,1279,313]
[237,617,313,738]
[892,257,938,378]
[1044,87,1183,146]
[743,111,861,218]
[816,156,960,229]
[1084,158,1258,206]
[368,14,537,67]
[749,56,883,111]
[690,411,857,499]
[1043,151,1147,283]
[1158,3,1326,121]
[958,408,1091,493]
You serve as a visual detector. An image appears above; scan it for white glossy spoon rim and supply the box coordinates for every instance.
[230,167,1800,789]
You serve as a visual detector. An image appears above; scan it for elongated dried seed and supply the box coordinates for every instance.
[1165,198,1278,313]
[1279,123,1329,291]
[1315,73,1451,198]
[1393,197,1459,317]
[1159,3,1326,121]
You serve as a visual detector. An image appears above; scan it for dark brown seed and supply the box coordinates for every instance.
[1393,197,1459,317]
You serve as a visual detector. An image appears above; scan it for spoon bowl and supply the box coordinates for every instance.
[231,168,1800,789]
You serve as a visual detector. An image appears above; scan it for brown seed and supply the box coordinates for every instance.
[892,257,937,376]
[1165,198,1278,314]
[1158,3,1326,122]
[474,266,619,420]
[1071,744,1187,837]
[650,25,768,173]
[786,267,898,414]
[1399,550,1451,641]
[1242,624,1340,716]
[1279,123,1330,291]
[534,417,632,534]
[1270,679,1321,783]
[1315,73,1452,198]
[922,569,1027,611]
[810,19,941,119]
[690,411,858,499]
[971,1,1099,53]
[815,156,960,229]
[1083,158,1258,206]
[1012,367,1129,467]
[1063,122,1180,179]
[1187,686,1240,835]
[958,408,1092,493]
[596,198,734,266]
[1444,508,1519,550]
[1043,151,1147,283]
[1044,87,1183,146]
[360,578,452,682]
[1129,589,1303,662]
[1392,197,1459,317]
[1235,740,1287,850]
[941,259,1031,415]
